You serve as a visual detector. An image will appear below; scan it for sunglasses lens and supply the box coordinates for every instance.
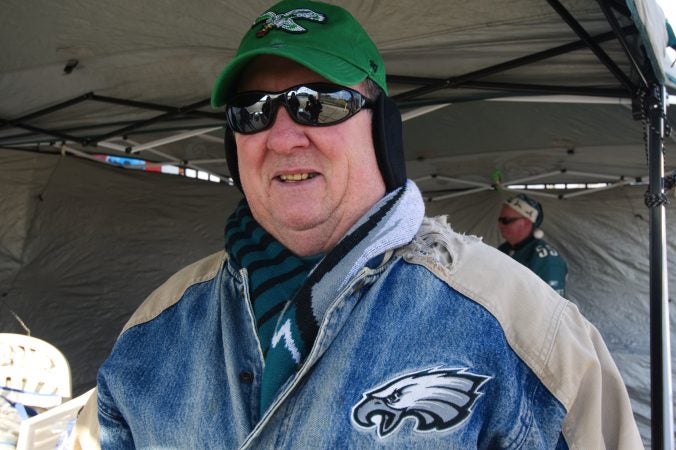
[291,86,356,125]
[226,92,274,133]
[226,84,368,134]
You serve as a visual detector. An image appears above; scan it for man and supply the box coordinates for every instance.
[76,1,641,448]
[498,194,568,296]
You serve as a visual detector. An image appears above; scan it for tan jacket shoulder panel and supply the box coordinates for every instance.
[121,251,227,334]
[400,216,643,449]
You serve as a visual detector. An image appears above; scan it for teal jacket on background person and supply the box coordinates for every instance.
[498,235,567,297]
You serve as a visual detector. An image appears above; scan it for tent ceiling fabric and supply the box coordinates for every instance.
[404,101,675,196]
[1,1,673,144]
[1,0,674,198]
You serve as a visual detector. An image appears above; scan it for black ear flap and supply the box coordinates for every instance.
[372,93,407,192]
[224,126,243,191]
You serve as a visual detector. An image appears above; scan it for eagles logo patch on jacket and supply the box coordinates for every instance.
[352,367,491,438]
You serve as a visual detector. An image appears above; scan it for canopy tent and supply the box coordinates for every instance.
[2,0,675,156]
[1,0,675,446]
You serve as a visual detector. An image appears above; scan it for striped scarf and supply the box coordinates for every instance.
[225,180,425,415]
[224,202,322,356]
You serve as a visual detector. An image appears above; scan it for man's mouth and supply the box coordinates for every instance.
[277,173,317,182]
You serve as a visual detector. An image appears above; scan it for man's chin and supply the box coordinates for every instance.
[274,212,327,233]
[268,192,328,226]
[270,220,335,256]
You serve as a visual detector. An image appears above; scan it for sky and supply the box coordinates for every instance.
[656,0,676,82]
[656,0,675,25]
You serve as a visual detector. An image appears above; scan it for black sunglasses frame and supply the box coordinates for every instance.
[225,83,374,134]
[497,217,525,225]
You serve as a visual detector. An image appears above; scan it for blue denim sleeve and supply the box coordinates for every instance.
[97,375,135,449]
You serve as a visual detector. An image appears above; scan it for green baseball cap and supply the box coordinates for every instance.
[211,0,387,108]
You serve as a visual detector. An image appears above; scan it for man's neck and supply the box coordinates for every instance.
[506,233,535,251]
[272,220,352,256]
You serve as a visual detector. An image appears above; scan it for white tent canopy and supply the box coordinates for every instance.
[1,0,675,446]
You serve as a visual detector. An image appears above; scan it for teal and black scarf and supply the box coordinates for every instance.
[225,180,424,414]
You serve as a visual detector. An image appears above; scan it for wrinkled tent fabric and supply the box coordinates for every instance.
[403,101,675,184]
[0,0,673,143]
[1,0,675,447]
[0,152,241,393]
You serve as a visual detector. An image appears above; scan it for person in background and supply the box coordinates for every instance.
[498,194,568,296]
[498,194,568,297]
[74,1,640,448]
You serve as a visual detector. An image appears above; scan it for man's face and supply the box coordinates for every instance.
[234,56,386,256]
[498,205,533,246]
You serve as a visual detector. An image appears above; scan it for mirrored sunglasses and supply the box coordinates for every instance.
[225,83,373,134]
[497,217,524,225]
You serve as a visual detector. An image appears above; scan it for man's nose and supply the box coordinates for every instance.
[265,104,310,154]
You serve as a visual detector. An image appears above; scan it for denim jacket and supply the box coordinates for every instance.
[77,217,642,449]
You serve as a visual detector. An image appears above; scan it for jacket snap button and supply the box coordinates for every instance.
[239,371,254,384]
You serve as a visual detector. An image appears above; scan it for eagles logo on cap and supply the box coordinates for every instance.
[253,8,327,37]
[510,198,536,221]
[505,195,542,226]
[211,0,389,108]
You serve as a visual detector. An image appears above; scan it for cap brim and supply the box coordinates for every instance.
[211,46,369,108]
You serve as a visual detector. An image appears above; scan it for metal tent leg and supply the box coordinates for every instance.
[645,84,674,450]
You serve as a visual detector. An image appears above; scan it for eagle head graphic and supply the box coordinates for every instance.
[352,367,490,438]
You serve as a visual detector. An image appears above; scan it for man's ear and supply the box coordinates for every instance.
[224,126,243,192]
[372,93,407,192]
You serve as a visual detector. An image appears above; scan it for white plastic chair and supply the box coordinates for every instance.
[16,388,95,450]
[0,334,71,410]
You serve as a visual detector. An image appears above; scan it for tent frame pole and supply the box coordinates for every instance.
[546,0,635,93]
[391,26,636,102]
[596,0,648,87]
[645,84,674,450]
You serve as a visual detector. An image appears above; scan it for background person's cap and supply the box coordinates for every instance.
[211,0,387,108]
[505,194,544,229]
